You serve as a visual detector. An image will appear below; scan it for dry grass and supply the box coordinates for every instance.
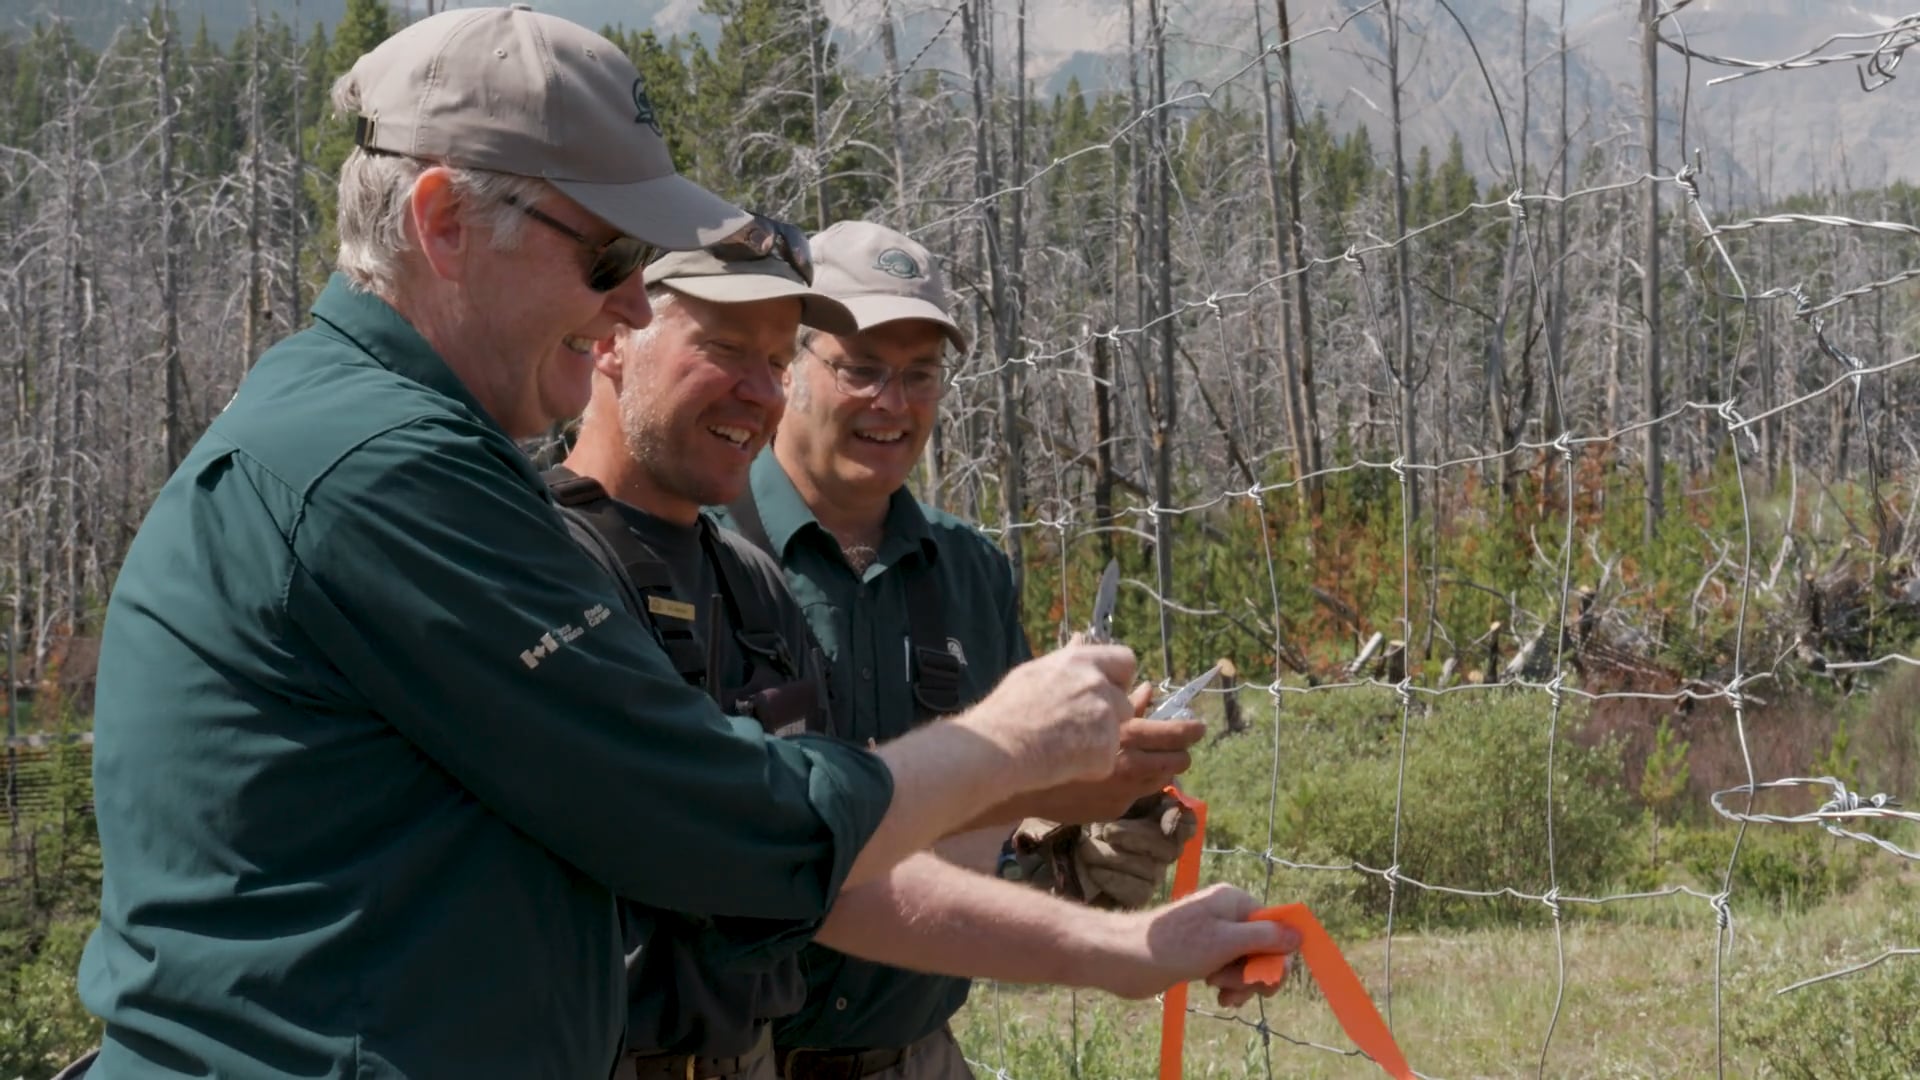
[953,865,1920,1079]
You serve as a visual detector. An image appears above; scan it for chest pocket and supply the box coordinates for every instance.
[902,561,964,722]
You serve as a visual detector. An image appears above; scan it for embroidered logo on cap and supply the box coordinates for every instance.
[631,77,661,135]
[873,248,922,279]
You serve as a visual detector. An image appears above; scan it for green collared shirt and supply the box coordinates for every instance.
[715,451,1032,1050]
[79,275,893,1080]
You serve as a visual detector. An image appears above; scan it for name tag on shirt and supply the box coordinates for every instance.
[647,596,697,622]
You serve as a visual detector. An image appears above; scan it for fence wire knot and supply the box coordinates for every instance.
[1720,673,1747,713]
[1551,431,1575,463]
[1711,891,1734,934]
[1675,161,1702,200]
[1542,886,1562,922]
[1393,676,1412,709]
[1505,187,1528,221]
[1388,456,1408,484]
[1545,672,1566,708]
[1714,400,1761,453]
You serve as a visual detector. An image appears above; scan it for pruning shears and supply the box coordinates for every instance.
[1085,559,1222,719]
[1087,558,1120,645]
[1147,662,1224,721]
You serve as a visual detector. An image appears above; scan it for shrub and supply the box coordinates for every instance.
[1668,823,1868,913]
[1277,694,1634,929]
[1736,957,1920,1078]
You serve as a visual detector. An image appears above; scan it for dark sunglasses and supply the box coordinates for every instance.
[695,215,815,284]
[503,195,660,293]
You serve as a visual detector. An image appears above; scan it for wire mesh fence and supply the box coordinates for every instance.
[922,1,1920,1075]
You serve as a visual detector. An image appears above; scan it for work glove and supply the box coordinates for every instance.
[1001,792,1198,910]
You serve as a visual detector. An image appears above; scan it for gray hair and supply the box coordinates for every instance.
[329,74,554,296]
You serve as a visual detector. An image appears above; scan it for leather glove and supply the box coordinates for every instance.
[1073,792,1197,910]
[999,794,1198,910]
[1002,817,1078,894]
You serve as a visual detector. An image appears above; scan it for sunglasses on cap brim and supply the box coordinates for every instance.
[662,215,814,284]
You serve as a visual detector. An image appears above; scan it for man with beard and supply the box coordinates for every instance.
[556,236,1297,1080]
[719,221,1207,1080]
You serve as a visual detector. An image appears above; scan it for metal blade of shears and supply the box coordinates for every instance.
[1148,661,1224,720]
[1087,558,1120,645]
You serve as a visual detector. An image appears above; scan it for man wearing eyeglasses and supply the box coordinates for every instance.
[718,223,1210,1080]
[69,11,1176,1079]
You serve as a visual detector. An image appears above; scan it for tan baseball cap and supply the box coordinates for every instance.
[809,221,967,351]
[338,5,751,250]
[644,248,856,335]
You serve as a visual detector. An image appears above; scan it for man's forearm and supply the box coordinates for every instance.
[932,825,1009,874]
[843,718,1043,890]
[840,645,1134,891]
[820,852,1126,988]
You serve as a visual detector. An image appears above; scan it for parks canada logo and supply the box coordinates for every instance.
[873,247,921,279]
[631,77,661,135]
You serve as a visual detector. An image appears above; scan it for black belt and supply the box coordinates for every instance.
[776,1044,912,1080]
[628,1026,773,1080]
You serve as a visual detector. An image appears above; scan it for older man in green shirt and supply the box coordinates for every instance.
[721,222,1207,1080]
[72,11,1163,1079]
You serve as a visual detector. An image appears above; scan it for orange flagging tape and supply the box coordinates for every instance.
[1157,789,1413,1080]
[1157,790,1207,1080]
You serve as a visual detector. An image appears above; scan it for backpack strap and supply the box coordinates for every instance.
[544,465,708,687]
[699,517,799,682]
[903,565,965,721]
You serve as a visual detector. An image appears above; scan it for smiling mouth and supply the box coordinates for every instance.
[855,430,906,444]
[562,335,594,355]
[709,425,752,447]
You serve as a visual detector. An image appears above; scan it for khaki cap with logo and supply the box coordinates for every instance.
[809,221,967,351]
[644,249,857,335]
[337,4,750,250]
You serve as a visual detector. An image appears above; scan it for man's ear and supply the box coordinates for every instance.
[592,335,626,381]
[408,167,469,283]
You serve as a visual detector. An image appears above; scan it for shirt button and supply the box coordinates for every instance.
[835,997,849,1011]
[860,666,873,681]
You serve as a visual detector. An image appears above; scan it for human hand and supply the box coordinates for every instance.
[1098,884,1301,1005]
[967,639,1136,790]
[1017,682,1207,822]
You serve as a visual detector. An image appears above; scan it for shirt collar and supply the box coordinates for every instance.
[308,273,506,438]
[748,449,939,570]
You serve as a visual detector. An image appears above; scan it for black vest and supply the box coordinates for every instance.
[546,467,828,737]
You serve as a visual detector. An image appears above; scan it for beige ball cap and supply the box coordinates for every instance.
[644,246,857,335]
[808,221,968,352]
[337,5,751,251]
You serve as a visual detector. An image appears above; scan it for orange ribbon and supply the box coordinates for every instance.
[1156,789,1413,1080]
[1156,791,1207,1080]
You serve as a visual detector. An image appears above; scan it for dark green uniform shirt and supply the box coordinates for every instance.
[715,450,1031,1051]
[78,276,893,1080]
[601,505,826,1056]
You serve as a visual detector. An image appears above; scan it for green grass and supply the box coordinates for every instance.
[950,682,1920,1078]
